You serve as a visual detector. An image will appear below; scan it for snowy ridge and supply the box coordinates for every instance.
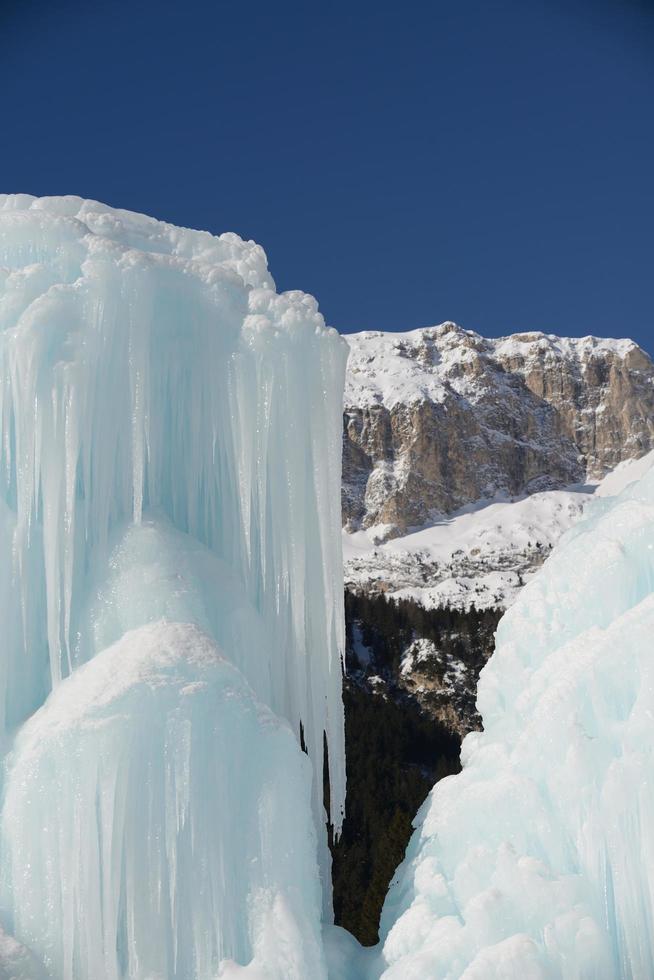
[342,321,654,535]
[344,488,591,610]
[344,453,654,611]
[345,323,640,411]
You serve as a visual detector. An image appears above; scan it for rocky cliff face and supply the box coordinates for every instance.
[343,323,654,536]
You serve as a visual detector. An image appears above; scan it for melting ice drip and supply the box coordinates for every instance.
[0,195,347,979]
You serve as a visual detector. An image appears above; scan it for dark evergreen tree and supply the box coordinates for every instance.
[332,589,502,945]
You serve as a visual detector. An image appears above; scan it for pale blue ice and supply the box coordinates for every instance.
[0,195,347,979]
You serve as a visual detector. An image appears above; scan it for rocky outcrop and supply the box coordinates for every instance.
[496,332,654,477]
[343,324,654,535]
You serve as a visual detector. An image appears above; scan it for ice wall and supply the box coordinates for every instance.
[0,195,348,976]
[1,622,327,980]
[0,192,346,834]
[0,623,324,980]
[375,459,654,978]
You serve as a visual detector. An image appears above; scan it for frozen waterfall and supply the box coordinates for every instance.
[1,621,327,979]
[373,457,654,978]
[0,195,347,979]
[7,192,654,980]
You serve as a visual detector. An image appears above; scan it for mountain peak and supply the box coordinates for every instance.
[343,323,654,536]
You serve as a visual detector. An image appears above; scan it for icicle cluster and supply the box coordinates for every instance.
[0,195,347,978]
[1,622,327,980]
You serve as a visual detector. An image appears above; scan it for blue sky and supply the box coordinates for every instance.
[1,0,653,350]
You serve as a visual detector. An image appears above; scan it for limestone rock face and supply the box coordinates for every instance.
[343,323,654,536]
[496,332,654,477]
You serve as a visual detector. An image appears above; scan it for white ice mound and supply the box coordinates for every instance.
[78,517,272,704]
[375,466,654,978]
[0,194,347,870]
[0,621,326,980]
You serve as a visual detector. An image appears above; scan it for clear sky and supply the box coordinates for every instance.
[2,0,653,350]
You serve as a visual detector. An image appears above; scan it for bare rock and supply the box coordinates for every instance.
[343,324,654,535]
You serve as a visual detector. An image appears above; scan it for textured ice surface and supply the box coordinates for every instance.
[0,196,346,834]
[373,464,654,978]
[1,622,326,980]
[0,195,347,976]
[78,517,272,703]
[0,925,46,980]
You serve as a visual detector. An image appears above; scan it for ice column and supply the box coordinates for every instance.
[0,194,348,976]
[0,194,346,848]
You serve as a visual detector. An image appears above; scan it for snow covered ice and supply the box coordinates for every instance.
[0,195,347,978]
[1,622,326,980]
[372,454,654,979]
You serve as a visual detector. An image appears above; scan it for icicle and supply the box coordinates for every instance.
[0,195,347,917]
[1,623,327,980]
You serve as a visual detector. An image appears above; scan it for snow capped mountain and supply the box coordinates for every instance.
[347,324,639,414]
[343,323,654,538]
[342,323,654,609]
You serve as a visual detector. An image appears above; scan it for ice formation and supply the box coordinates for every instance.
[373,456,654,978]
[1,622,326,980]
[0,195,347,978]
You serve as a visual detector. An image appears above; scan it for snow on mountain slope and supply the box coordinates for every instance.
[344,487,591,611]
[344,451,654,611]
[345,326,638,411]
[343,323,654,536]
